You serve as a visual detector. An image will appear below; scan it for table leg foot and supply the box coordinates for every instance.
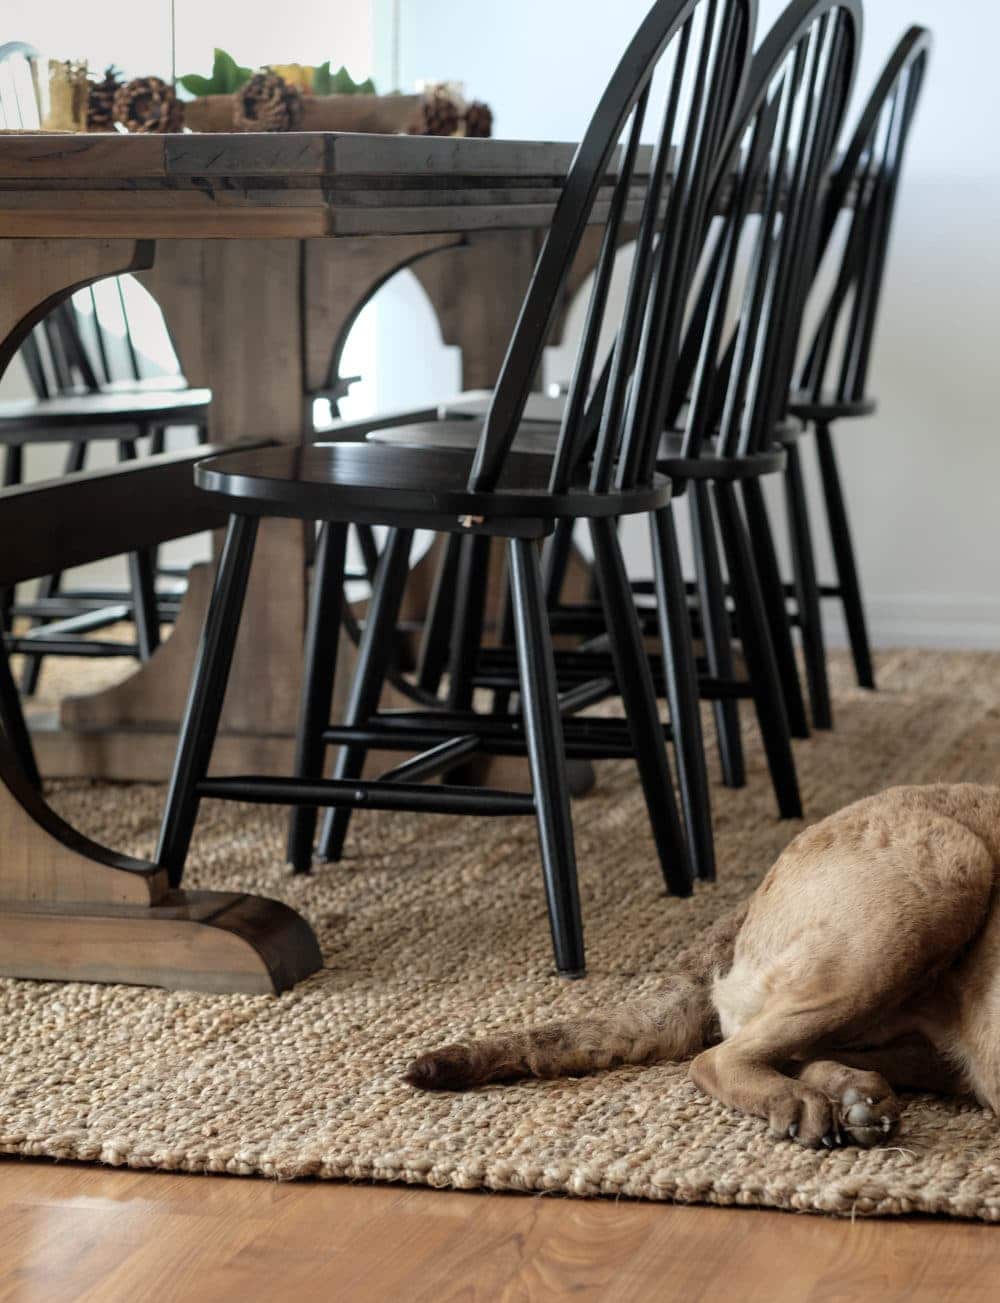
[0,890,322,994]
[0,737,322,995]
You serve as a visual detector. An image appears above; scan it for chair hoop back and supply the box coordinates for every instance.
[673,0,863,463]
[467,0,756,497]
[800,25,931,405]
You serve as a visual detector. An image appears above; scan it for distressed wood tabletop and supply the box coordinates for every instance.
[0,131,655,238]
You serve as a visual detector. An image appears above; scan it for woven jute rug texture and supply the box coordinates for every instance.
[4,649,1000,1218]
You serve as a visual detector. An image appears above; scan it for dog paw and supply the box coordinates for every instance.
[797,1063,902,1148]
[768,1086,842,1149]
[839,1085,900,1148]
[403,1044,478,1091]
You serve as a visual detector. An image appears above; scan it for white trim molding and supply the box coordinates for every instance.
[824,595,1000,651]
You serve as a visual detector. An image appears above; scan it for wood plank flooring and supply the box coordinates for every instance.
[1,1159,999,1301]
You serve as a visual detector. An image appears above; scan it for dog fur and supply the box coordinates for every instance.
[404,784,1000,1148]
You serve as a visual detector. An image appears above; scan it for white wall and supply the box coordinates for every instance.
[382,0,1000,649]
[6,1,372,89]
[1,0,374,584]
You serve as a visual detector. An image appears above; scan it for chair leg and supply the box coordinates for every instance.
[287,522,348,873]
[119,439,161,661]
[351,523,412,671]
[20,441,88,696]
[490,574,517,717]
[0,640,40,789]
[650,504,715,883]
[354,523,380,583]
[128,548,161,660]
[416,533,464,695]
[318,527,414,863]
[590,517,692,897]
[815,421,875,690]
[690,481,745,789]
[784,442,832,729]
[508,536,585,977]
[715,482,802,820]
[156,514,259,886]
[741,478,810,740]
[19,567,59,696]
[0,444,23,633]
[542,518,575,607]
[446,534,492,711]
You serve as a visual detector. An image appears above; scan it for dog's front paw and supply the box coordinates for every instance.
[839,1085,900,1148]
[768,1085,842,1148]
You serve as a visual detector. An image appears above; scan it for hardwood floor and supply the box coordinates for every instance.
[1,1159,998,1301]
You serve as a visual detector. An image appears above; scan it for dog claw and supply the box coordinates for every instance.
[788,1123,798,1139]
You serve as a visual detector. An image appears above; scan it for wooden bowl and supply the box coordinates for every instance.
[182,93,422,135]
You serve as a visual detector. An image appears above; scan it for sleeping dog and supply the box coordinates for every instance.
[405,785,1000,1148]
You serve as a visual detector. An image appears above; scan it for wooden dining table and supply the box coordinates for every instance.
[0,129,630,994]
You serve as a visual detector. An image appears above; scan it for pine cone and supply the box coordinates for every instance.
[233,71,303,132]
[464,101,493,139]
[113,77,184,133]
[410,87,462,137]
[87,66,123,131]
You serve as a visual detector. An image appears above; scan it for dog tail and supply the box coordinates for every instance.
[404,901,746,1091]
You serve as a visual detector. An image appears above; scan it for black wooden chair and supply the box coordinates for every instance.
[433,22,927,744]
[0,41,211,690]
[0,442,263,793]
[366,0,862,844]
[156,0,756,976]
[779,25,931,720]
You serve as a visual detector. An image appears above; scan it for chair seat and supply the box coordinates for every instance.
[0,387,212,439]
[787,390,877,423]
[369,417,788,481]
[99,375,192,395]
[656,441,787,480]
[369,417,561,455]
[194,442,671,536]
[439,390,568,423]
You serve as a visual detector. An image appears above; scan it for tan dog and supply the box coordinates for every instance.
[405,784,1000,1148]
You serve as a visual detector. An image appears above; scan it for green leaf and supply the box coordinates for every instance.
[213,48,253,94]
[180,47,253,96]
[178,73,212,97]
[328,65,354,94]
[320,64,376,95]
[312,60,332,96]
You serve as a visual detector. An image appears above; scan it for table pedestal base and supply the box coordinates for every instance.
[0,743,322,995]
[0,892,321,995]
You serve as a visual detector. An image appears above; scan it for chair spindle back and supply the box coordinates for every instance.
[800,25,931,406]
[675,0,863,465]
[466,0,757,500]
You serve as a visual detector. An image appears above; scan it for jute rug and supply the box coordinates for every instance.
[4,648,1000,1219]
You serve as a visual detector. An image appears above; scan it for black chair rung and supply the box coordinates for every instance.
[4,636,139,658]
[11,604,131,640]
[12,598,132,620]
[324,711,672,755]
[378,735,480,784]
[196,774,536,818]
[698,676,755,701]
[548,604,661,636]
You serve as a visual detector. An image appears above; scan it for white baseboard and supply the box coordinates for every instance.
[822,595,1000,652]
